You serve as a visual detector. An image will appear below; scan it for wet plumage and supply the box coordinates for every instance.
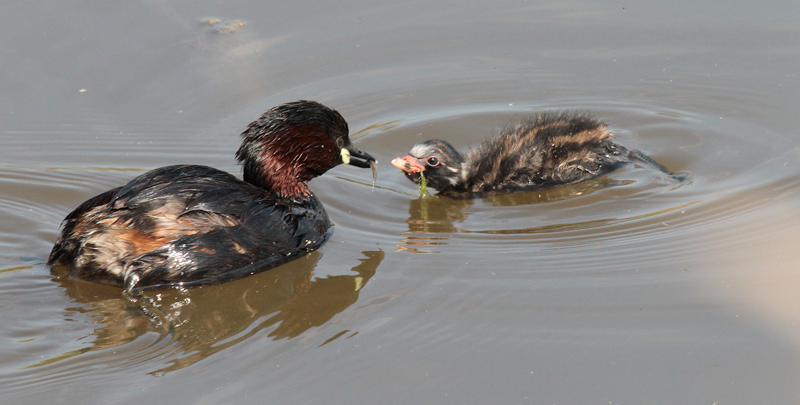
[48,100,376,291]
[392,112,669,198]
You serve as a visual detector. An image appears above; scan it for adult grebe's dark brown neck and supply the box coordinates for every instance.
[236,101,350,201]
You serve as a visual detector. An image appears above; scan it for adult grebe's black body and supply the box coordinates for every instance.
[392,112,671,198]
[48,100,376,291]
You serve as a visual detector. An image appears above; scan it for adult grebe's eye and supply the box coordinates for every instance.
[426,156,440,167]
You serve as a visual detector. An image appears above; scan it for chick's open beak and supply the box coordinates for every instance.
[341,145,376,168]
[391,155,425,174]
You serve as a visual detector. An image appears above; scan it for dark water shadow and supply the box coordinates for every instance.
[34,249,383,375]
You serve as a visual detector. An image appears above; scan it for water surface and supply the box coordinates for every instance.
[2,0,800,403]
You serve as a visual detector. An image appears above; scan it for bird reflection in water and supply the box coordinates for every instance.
[396,197,471,253]
[396,178,632,252]
[37,249,383,375]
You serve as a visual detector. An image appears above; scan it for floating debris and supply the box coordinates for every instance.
[200,17,246,34]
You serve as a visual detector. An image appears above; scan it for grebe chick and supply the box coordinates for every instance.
[49,100,376,291]
[391,112,672,198]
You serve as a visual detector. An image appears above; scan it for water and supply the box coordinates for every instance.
[2,0,800,403]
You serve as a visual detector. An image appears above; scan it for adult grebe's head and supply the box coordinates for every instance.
[236,100,375,199]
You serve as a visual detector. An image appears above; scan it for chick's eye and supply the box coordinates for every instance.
[426,156,440,167]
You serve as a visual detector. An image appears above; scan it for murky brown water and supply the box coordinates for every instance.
[2,1,800,403]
